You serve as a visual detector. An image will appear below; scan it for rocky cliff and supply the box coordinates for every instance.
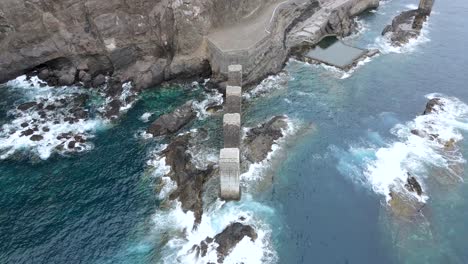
[0,0,379,89]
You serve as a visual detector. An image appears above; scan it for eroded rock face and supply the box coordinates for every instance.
[191,222,257,263]
[423,98,444,115]
[243,116,288,163]
[162,135,214,224]
[147,100,196,137]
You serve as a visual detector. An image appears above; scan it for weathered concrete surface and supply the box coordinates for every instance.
[219,148,240,200]
[225,86,242,114]
[419,0,435,15]
[223,113,241,148]
[227,64,243,87]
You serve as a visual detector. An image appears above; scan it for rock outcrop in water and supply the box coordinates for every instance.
[191,222,258,263]
[382,0,434,46]
[0,0,379,89]
[147,100,196,137]
[243,116,288,163]
[162,135,214,224]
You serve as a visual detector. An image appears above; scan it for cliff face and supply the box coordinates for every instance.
[0,0,378,88]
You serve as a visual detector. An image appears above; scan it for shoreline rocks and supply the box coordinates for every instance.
[147,100,196,137]
[191,222,258,263]
[382,2,434,47]
[0,0,380,90]
[243,116,288,164]
[161,135,214,224]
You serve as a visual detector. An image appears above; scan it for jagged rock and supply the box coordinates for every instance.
[191,222,257,263]
[423,98,443,115]
[244,116,288,163]
[162,135,214,224]
[405,174,423,196]
[147,101,196,136]
[105,99,121,119]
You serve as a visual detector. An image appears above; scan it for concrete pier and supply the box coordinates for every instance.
[228,65,243,87]
[418,0,434,15]
[219,148,241,200]
[223,113,241,148]
[225,86,242,114]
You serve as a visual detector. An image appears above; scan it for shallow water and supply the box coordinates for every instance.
[1,0,468,263]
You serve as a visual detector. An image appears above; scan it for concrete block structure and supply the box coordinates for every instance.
[228,65,243,86]
[219,148,241,200]
[225,86,242,113]
[223,113,241,148]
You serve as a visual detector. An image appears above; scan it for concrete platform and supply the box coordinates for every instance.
[219,148,241,200]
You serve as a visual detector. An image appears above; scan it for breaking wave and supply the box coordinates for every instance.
[332,94,468,202]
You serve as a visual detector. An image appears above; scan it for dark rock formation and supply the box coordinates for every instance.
[162,135,214,224]
[423,98,443,115]
[147,100,196,137]
[405,174,423,196]
[382,1,434,46]
[191,222,257,263]
[244,116,288,163]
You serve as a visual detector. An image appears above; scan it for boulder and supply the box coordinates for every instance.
[30,134,44,141]
[17,102,37,111]
[92,74,106,87]
[244,116,288,163]
[405,174,423,196]
[147,101,196,136]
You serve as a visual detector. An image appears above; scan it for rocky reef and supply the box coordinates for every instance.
[0,0,380,89]
[243,116,289,164]
[190,222,258,263]
[382,0,435,46]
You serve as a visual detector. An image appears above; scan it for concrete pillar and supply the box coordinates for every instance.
[228,65,243,87]
[225,86,242,113]
[223,113,241,148]
[418,0,434,15]
[220,148,240,200]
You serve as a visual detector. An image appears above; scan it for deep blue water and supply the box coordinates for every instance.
[1,0,468,263]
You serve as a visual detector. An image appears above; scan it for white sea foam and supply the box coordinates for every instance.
[192,89,223,119]
[244,72,290,100]
[334,94,468,203]
[154,196,277,264]
[371,19,431,54]
[0,75,109,160]
[140,112,153,123]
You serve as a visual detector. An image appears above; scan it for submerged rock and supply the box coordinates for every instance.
[147,101,196,137]
[389,189,425,220]
[244,116,288,163]
[191,222,257,263]
[17,102,37,111]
